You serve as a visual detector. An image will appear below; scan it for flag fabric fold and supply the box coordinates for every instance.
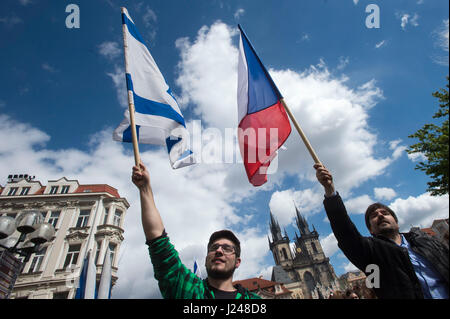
[113,8,195,169]
[237,25,291,186]
[97,247,112,299]
[75,250,96,299]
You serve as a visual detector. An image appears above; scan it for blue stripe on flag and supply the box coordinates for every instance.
[122,124,140,143]
[166,136,181,153]
[126,73,133,92]
[239,25,282,115]
[133,91,186,127]
[75,256,89,299]
[178,149,193,161]
[194,261,198,274]
[122,12,145,44]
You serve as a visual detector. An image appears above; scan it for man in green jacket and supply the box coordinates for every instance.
[132,162,260,299]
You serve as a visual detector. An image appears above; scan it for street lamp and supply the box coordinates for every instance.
[0,211,55,298]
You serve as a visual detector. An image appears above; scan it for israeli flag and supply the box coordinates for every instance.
[75,250,96,299]
[193,259,202,279]
[97,247,112,299]
[113,8,195,169]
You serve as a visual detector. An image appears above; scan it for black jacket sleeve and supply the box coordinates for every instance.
[323,193,373,271]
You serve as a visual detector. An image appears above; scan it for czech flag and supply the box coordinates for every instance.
[237,25,291,186]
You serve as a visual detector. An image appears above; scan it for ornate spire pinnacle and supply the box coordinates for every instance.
[294,201,311,236]
[269,211,283,242]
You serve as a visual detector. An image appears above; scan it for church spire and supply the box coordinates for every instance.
[294,202,311,236]
[269,211,283,242]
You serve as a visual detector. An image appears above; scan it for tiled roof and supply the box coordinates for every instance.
[421,227,437,236]
[74,184,120,198]
[233,277,291,295]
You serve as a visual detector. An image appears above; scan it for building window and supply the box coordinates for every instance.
[281,248,288,260]
[28,247,47,273]
[48,211,60,229]
[311,242,318,254]
[53,291,69,299]
[76,209,90,228]
[61,185,70,194]
[109,243,117,265]
[20,187,31,195]
[103,207,110,225]
[95,241,101,265]
[63,244,81,269]
[113,210,122,227]
[8,187,18,196]
[49,186,59,194]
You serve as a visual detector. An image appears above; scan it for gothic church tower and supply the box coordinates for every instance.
[270,203,340,299]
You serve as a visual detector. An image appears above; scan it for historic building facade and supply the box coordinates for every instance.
[269,204,340,299]
[0,174,129,299]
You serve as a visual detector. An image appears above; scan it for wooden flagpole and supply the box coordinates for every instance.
[280,98,322,165]
[121,7,141,166]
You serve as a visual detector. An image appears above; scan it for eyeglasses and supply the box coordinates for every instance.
[208,243,236,255]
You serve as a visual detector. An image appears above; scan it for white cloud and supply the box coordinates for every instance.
[440,19,449,52]
[106,65,128,108]
[320,232,339,257]
[399,13,419,30]
[234,8,245,20]
[18,0,32,5]
[0,15,23,27]
[42,63,59,73]
[353,0,359,5]
[374,187,397,201]
[175,23,239,129]
[389,193,449,232]
[432,19,449,65]
[343,261,359,272]
[337,56,350,70]
[389,139,407,160]
[269,189,298,227]
[345,195,373,215]
[98,41,122,61]
[269,187,325,229]
[407,151,427,163]
[299,33,310,42]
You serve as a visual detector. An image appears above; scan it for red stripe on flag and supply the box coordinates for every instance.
[238,100,291,186]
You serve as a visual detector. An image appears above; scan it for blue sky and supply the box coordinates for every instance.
[0,0,448,298]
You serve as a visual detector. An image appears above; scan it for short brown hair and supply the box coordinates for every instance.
[365,203,398,230]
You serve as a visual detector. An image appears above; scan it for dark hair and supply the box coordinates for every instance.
[365,203,398,230]
[208,230,241,257]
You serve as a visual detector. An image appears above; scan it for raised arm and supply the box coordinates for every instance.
[132,162,165,241]
[313,163,370,271]
[314,163,335,197]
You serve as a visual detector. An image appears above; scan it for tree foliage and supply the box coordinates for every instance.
[407,76,449,196]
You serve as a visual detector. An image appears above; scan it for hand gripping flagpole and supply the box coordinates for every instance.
[280,98,322,165]
[121,7,141,166]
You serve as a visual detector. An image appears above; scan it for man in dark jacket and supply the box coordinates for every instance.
[314,163,449,299]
